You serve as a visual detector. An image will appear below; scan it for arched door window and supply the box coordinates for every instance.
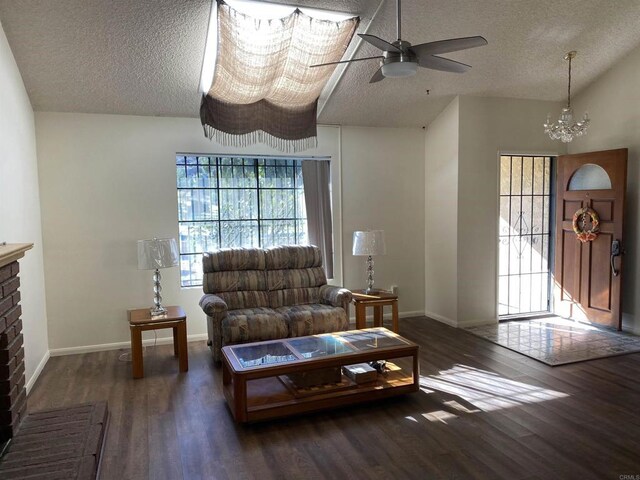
[568,164,612,190]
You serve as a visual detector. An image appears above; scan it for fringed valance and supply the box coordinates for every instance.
[200,1,359,152]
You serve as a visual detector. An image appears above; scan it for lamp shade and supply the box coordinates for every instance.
[137,238,179,270]
[352,230,386,256]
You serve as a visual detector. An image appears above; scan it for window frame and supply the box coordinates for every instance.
[176,154,308,287]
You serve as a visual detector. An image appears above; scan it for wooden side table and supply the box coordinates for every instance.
[352,290,399,333]
[127,305,188,379]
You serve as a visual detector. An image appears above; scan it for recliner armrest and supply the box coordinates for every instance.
[319,285,352,311]
[199,294,228,316]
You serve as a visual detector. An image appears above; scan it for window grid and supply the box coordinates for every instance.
[498,155,553,317]
[176,155,307,287]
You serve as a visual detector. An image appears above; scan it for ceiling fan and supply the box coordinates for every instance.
[310,0,488,83]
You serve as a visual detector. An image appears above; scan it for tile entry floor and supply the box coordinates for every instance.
[466,316,640,366]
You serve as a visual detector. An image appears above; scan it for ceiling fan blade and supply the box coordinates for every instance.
[310,56,383,68]
[369,67,385,83]
[418,55,471,73]
[358,34,402,53]
[411,36,488,56]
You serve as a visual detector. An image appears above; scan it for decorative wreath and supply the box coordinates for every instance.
[572,207,600,243]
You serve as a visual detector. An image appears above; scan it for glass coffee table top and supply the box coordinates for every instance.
[287,335,355,359]
[337,329,407,350]
[227,328,411,369]
[231,342,297,368]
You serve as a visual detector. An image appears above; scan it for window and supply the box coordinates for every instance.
[176,155,307,287]
[568,163,612,190]
[498,155,554,317]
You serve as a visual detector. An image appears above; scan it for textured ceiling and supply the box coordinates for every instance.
[1,0,640,127]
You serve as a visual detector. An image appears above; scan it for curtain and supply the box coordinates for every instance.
[302,160,333,278]
[201,1,359,152]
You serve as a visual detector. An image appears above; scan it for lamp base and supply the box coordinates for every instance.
[150,268,167,318]
[150,306,167,318]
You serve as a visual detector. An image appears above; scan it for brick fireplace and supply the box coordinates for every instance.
[0,244,32,448]
[0,244,109,477]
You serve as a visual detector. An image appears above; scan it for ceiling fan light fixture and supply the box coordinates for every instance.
[381,60,418,78]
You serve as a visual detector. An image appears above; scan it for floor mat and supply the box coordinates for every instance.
[466,317,640,366]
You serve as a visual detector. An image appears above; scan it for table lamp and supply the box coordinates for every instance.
[137,237,179,316]
[352,230,386,294]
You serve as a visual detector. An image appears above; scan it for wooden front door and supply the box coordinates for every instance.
[554,149,627,330]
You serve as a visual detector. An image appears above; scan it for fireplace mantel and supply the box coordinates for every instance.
[0,244,33,269]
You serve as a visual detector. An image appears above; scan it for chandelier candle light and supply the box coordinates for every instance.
[544,51,590,143]
[137,238,179,317]
[353,230,386,294]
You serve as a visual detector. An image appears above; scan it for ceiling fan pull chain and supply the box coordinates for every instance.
[396,0,402,41]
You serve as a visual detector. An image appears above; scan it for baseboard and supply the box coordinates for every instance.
[457,318,498,329]
[348,310,424,324]
[424,310,457,327]
[621,313,639,335]
[49,333,208,357]
[26,350,50,394]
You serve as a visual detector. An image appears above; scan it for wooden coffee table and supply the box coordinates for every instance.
[221,328,419,422]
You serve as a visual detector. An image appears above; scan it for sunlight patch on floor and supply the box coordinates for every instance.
[422,410,458,424]
[419,364,568,412]
[528,316,601,332]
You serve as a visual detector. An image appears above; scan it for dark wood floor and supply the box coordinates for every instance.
[27,317,640,480]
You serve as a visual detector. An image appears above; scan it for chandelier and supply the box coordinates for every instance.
[543,51,590,143]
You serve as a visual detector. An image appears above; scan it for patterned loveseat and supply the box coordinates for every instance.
[199,245,352,362]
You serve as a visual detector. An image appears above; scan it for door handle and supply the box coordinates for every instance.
[611,239,621,277]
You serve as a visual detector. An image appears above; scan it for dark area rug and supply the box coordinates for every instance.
[466,317,640,366]
[0,401,108,479]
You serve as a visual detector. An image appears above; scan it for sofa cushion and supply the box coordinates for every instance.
[265,245,322,270]
[203,248,266,296]
[217,291,270,310]
[269,287,321,309]
[266,257,327,309]
[276,304,349,338]
[204,247,266,272]
[222,307,288,344]
[266,267,326,291]
[204,270,267,293]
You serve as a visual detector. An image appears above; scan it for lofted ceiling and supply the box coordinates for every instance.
[1,0,640,128]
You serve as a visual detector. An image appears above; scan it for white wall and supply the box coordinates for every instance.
[0,23,49,389]
[424,97,459,325]
[568,43,640,333]
[35,114,342,351]
[35,113,425,351]
[341,126,426,316]
[456,96,565,326]
[423,95,564,328]
[458,97,565,326]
